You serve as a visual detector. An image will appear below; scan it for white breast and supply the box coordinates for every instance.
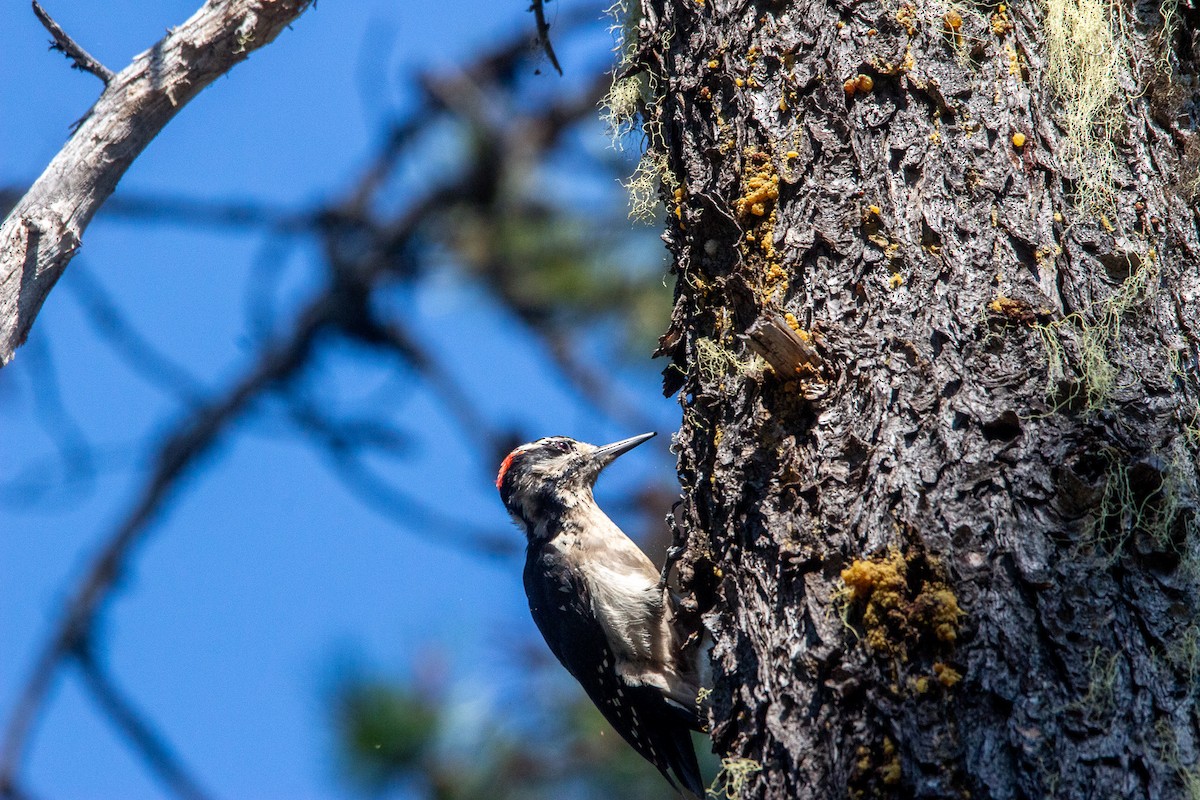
[584,559,662,660]
[555,503,686,695]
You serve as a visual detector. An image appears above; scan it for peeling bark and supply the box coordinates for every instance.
[635,0,1200,796]
[0,0,314,366]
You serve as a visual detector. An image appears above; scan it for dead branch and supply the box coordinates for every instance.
[31,1,114,85]
[745,314,825,377]
[0,0,315,367]
[529,0,563,76]
[745,314,829,399]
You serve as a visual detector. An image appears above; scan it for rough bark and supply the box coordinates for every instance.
[0,0,313,367]
[633,0,1200,797]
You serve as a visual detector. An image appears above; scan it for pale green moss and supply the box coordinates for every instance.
[1043,0,1132,213]
[709,757,762,799]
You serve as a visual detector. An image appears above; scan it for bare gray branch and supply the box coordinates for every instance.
[0,0,315,367]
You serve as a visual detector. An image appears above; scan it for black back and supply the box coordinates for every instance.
[523,541,703,796]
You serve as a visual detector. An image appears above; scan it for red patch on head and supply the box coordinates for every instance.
[496,449,522,490]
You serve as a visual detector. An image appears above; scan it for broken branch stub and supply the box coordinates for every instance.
[745,314,828,399]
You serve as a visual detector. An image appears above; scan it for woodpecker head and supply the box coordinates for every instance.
[497,432,655,539]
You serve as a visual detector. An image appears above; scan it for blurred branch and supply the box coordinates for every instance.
[342,119,428,214]
[364,319,502,456]
[0,443,135,508]
[17,335,96,503]
[282,396,410,454]
[0,300,324,797]
[0,0,315,367]
[65,262,206,405]
[82,193,307,233]
[0,187,306,233]
[75,648,213,800]
[291,407,518,560]
[542,325,661,433]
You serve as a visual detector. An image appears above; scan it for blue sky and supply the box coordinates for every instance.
[0,1,677,796]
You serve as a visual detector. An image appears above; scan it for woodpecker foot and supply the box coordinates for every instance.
[660,543,686,589]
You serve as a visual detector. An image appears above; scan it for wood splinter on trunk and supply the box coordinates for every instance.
[745,314,828,399]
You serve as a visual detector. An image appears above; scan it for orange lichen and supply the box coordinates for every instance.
[990,4,1013,34]
[735,153,786,300]
[841,550,909,652]
[841,550,907,602]
[735,158,779,219]
[1005,43,1021,76]
[880,738,902,784]
[913,587,964,643]
[855,74,875,92]
[763,262,787,291]
[840,548,966,658]
[934,662,963,687]
[1012,131,1026,147]
[783,312,813,341]
[988,295,1038,324]
[855,745,872,773]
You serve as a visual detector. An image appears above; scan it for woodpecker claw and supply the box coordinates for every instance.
[660,543,686,589]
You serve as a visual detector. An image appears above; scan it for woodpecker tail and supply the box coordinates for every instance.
[658,724,704,798]
[620,683,704,797]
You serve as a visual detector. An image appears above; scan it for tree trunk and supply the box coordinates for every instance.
[631,0,1200,796]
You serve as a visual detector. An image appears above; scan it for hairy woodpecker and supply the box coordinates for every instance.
[497,432,704,796]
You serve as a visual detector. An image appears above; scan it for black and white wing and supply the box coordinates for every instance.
[523,543,703,796]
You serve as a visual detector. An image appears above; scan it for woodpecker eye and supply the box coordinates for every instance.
[547,440,572,453]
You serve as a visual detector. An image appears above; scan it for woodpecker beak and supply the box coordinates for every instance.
[591,432,656,472]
